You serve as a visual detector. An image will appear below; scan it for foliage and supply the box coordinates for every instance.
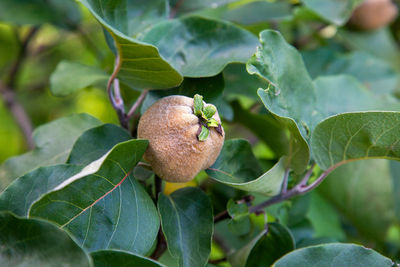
[1,0,400,266]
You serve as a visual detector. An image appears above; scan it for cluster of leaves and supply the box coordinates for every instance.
[2,0,400,266]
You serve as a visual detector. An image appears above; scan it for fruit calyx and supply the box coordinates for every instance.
[193,94,223,141]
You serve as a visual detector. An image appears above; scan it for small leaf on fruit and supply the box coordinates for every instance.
[193,94,204,116]
[207,118,219,128]
[204,105,217,119]
[198,126,209,141]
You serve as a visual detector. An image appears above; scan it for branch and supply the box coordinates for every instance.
[214,163,338,223]
[7,26,40,88]
[0,85,34,149]
[1,26,40,149]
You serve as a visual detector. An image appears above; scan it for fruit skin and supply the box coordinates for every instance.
[348,0,398,31]
[137,95,224,183]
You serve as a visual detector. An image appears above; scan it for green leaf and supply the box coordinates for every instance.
[228,217,251,236]
[227,199,249,221]
[207,118,219,128]
[301,0,363,25]
[224,63,266,100]
[274,243,393,266]
[245,223,295,267]
[204,105,217,119]
[79,0,183,90]
[206,139,285,196]
[193,94,204,117]
[231,100,289,158]
[28,140,159,255]
[198,126,210,141]
[228,223,294,267]
[303,50,400,95]
[193,1,292,25]
[50,61,109,97]
[306,192,346,240]
[0,164,83,217]
[0,113,101,190]
[141,74,232,120]
[91,250,164,267]
[140,16,258,77]
[158,187,213,267]
[311,112,400,170]
[68,124,131,165]
[0,212,92,266]
[249,30,386,172]
[338,28,400,66]
[319,160,395,241]
[0,0,81,27]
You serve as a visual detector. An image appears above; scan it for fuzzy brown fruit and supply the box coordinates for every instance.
[137,95,224,183]
[348,0,398,31]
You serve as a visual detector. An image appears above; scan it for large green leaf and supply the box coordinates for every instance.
[311,112,400,170]
[28,140,159,255]
[50,61,109,97]
[248,30,386,172]
[206,139,285,196]
[68,123,131,165]
[0,113,101,190]
[338,28,400,67]
[158,187,213,267]
[274,243,393,266]
[319,160,395,241]
[306,192,346,240]
[0,0,81,27]
[0,212,92,267]
[91,250,164,267]
[139,16,259,77]
[303,50,399,95]
[301,0,363,25]
[79,0,183,89]
[192,1,292,25]
[0,164,83,217]
[0,124,132,216]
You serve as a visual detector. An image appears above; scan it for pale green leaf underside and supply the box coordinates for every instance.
[311,112,400,170]
[206,139,285,196]
[0,113,101,190]
[50,61,109,97]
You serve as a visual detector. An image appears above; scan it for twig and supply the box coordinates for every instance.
[7,26,40,88]
[150,229,167,260]
[150,175,166,260]
[1,26,40,149]
[127,90,148,119]
[0,85,35,149]
[214,163,338,223]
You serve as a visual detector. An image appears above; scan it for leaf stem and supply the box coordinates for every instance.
[127,90,148,119]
